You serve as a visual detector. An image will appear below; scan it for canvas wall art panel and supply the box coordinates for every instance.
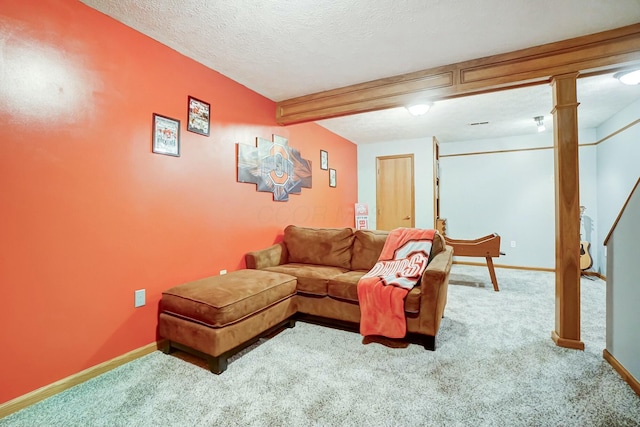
[237,134,312,201]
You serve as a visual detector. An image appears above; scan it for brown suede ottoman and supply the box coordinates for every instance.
[158,269,297,373]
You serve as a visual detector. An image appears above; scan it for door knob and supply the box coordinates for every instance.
[403,216,411,220]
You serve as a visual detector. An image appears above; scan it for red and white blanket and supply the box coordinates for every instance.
[357,227,435,338]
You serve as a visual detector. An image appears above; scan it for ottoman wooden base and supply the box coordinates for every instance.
[158,269,297,374]
[160,317,296,374]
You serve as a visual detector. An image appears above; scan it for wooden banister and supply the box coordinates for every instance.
[604,177,640,246]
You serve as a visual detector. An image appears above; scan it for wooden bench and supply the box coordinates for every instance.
[444,233,503,291]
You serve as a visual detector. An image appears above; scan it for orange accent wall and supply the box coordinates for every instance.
[0,0,357,404]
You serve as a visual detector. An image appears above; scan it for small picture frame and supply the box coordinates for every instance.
[320,150,328,170]
[152,113,180,157]
[187,96,210,136]
[329,168,337,188]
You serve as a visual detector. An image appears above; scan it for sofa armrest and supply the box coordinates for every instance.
[245,242,288,269]
[417,245,454,335]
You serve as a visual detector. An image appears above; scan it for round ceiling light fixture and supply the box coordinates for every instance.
[614,69,640,85]
[406,103,432,116]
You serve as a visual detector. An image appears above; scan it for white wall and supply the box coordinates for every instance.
[357,137,434,230]
[438,131,597,269]
[440,133,555,268]
[579,141,599,272]
[605,181,640,385]
[596,98,640,275]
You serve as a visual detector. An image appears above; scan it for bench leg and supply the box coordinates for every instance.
[486,256,500,292]
[287,318,296,329]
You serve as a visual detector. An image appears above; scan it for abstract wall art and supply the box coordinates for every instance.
[237,134,312,201]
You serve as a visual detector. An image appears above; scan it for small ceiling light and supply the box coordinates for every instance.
[614,69,640,85]
[534,116,546,132]
[406,103,431,116]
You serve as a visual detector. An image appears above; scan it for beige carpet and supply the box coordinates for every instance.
[1,265,639,427]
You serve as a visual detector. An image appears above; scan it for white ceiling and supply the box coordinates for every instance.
[80,0,640,144]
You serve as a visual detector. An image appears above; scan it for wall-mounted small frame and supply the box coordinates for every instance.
[320,150,328,170]
[187,96,210,136]
[329,168,337,188]
[152,113,180,157]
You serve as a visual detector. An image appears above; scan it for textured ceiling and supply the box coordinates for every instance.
[79,0,640,143]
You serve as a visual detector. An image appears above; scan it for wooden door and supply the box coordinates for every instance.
[376,154,415,231]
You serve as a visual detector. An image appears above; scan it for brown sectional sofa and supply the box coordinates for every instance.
[158,225,454,374]
[246,225,454,350]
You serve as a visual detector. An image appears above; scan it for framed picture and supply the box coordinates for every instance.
[329,168,337,188]
[152,113,180,157]
[320,150,328,170]
[187,96,210,136]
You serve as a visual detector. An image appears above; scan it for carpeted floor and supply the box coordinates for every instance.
[1,265,639,427]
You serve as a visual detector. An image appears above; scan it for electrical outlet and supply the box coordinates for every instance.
[220,269,227,275]
[510,241,516,248]
[134,289,146,308]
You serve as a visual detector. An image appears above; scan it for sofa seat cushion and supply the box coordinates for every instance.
[327,271,422,313]
[160,270,296,328]
[264,263,348,296]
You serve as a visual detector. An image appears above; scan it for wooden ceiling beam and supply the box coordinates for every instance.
[276,23,640,125]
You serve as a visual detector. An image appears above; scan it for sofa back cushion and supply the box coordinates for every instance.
[351,229,446,271]
[351,229,389,271]
[284,225,355,269]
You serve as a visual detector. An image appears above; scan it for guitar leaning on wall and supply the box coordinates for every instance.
[580,206,593,271]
